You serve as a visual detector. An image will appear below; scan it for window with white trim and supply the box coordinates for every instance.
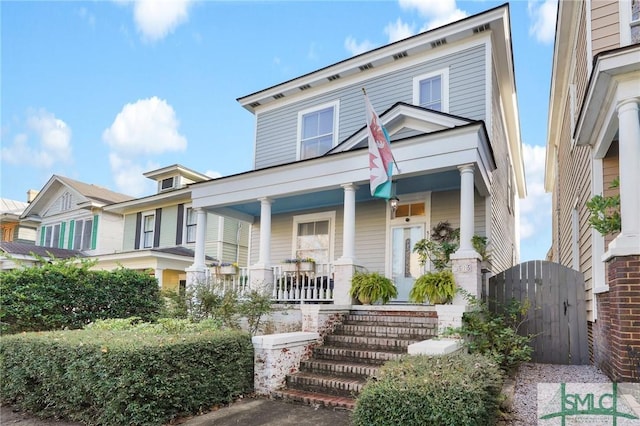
[298,101,338,160]
[632,0,640,43]
[292,212,335,264]
[413,68,449,112]
[42,223,61,248]
[142,213,155,248]
[61,192,72,211]
[185,207,197,244]
[73,219,93,251]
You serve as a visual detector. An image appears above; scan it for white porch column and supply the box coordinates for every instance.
[340,183,357,262]
[258,197,272,266]
[194,208,207,268]
[456,164,477,255]
[154,268,164,289]
[250,197,274,291]
[186,208,208,291]
[608,98,640,257]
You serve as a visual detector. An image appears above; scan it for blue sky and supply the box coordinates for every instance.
[1,0,556,262]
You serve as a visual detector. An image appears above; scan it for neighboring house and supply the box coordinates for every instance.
[20,175,134,255]
[188,4,525,308]
[97,164,250,292]
[0,241,84,270]
[545,1,639,380]
[0,194,37,244]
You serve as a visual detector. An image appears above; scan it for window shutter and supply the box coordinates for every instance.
[135,212,142,250]
[67,220,75,249]
[91,215,99,250]
[176,204,184,245]
[59,222,66,248]
[40,226,45,246]
[153,208,162,248]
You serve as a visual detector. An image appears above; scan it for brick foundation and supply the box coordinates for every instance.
[592,255,640,382]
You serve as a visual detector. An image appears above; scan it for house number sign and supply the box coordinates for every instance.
[453,263,472,273]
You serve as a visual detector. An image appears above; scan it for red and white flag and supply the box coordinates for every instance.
[364,91,395,199]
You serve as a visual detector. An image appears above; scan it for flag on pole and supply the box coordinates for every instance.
[364,90,395,199]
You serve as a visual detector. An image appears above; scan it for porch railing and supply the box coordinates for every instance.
[271,262,334,303]
[208,267,250,296]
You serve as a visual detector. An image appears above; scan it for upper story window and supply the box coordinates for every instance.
[413,68,450,112]
[42,223,61,248]
[185,207,197,244]
[297,101,339,160]
[143,213,155,248]
[73,218,93,251]
[632,0,640,43]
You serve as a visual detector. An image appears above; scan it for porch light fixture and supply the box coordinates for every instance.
[389,196,399,218]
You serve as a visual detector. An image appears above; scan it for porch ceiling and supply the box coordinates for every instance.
[210,170,461,218]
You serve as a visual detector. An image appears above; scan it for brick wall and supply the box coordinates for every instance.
[592,255,640,382]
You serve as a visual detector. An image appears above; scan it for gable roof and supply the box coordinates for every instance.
[327,102,474,154]
[21,175,134,219]
[0,241,85,259]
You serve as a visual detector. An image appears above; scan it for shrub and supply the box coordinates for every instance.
[0,259,163,334]
[409,270,457,304]
[352,353,504,426]
[0,324,253,425]
[446,292,533,373]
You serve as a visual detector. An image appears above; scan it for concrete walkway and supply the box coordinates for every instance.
[181,398,352,426]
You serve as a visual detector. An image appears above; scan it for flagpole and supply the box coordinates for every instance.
[362,88,401,173]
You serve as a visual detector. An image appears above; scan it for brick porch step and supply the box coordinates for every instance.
[313,345,405,364]
[324,334,419,351]
[299,359,379,379]
[334,323,435,339]
[286,372,366,397]
[342,314,437,328]
[272,388,356,410]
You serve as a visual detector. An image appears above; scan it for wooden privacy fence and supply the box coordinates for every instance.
[488,260,589,365]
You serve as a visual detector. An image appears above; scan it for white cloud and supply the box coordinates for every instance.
[102,97,187,155]
[520,143,552,240]
[115,0,194,42]
[384,18,416,43]
[77,7,96,28]
[344,36,377,56]
[1,109,73,169]
[103,97,186,195]
[528,0,558,44]
[399,0,468,31]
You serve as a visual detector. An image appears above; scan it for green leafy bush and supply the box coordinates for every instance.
[0,325,253,425]
[0,258,163,334]
[349,271,398,305]
[447,292,533,373]
[586,177,621,236]
[409,270,457,304]
[352,353,504,426]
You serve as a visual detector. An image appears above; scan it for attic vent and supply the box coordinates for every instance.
[327,74,341,81]
[359,63,373,71]
[273,93,285,100]
[392,51,408,60]
[430,38,447,48]
[473,23,490,33]
[249,102,261,108]
[299,84,311,91]
[160,177,175,191]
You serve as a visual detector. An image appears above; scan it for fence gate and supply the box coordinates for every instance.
[488,260,589,365]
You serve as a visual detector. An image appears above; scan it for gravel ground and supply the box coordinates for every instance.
[504,362,611,425]
[1,363,613,425]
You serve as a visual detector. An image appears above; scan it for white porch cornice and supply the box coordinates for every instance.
[190,122,494,214]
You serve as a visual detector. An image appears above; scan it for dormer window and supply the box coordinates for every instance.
[297,101,339,160]
[160,177,175,192]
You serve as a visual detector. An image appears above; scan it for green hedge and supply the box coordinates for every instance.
[0,259,163,333]
[352,353,504,426]
[0,325,253,425]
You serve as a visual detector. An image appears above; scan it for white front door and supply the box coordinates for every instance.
[391,224,424,301]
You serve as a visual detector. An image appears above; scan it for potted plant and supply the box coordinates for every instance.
[409,270,457,305]
[349,271,398,305]
[281,257,315,273]
[210,261,238,275]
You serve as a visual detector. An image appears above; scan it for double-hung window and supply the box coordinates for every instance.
[413,68,449,112]
[73,219,93,250]
[143,214,155,248]
[298,101,338,160]
[185,207,197,244]
[632,0,640,43]
[292,212,335,264]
